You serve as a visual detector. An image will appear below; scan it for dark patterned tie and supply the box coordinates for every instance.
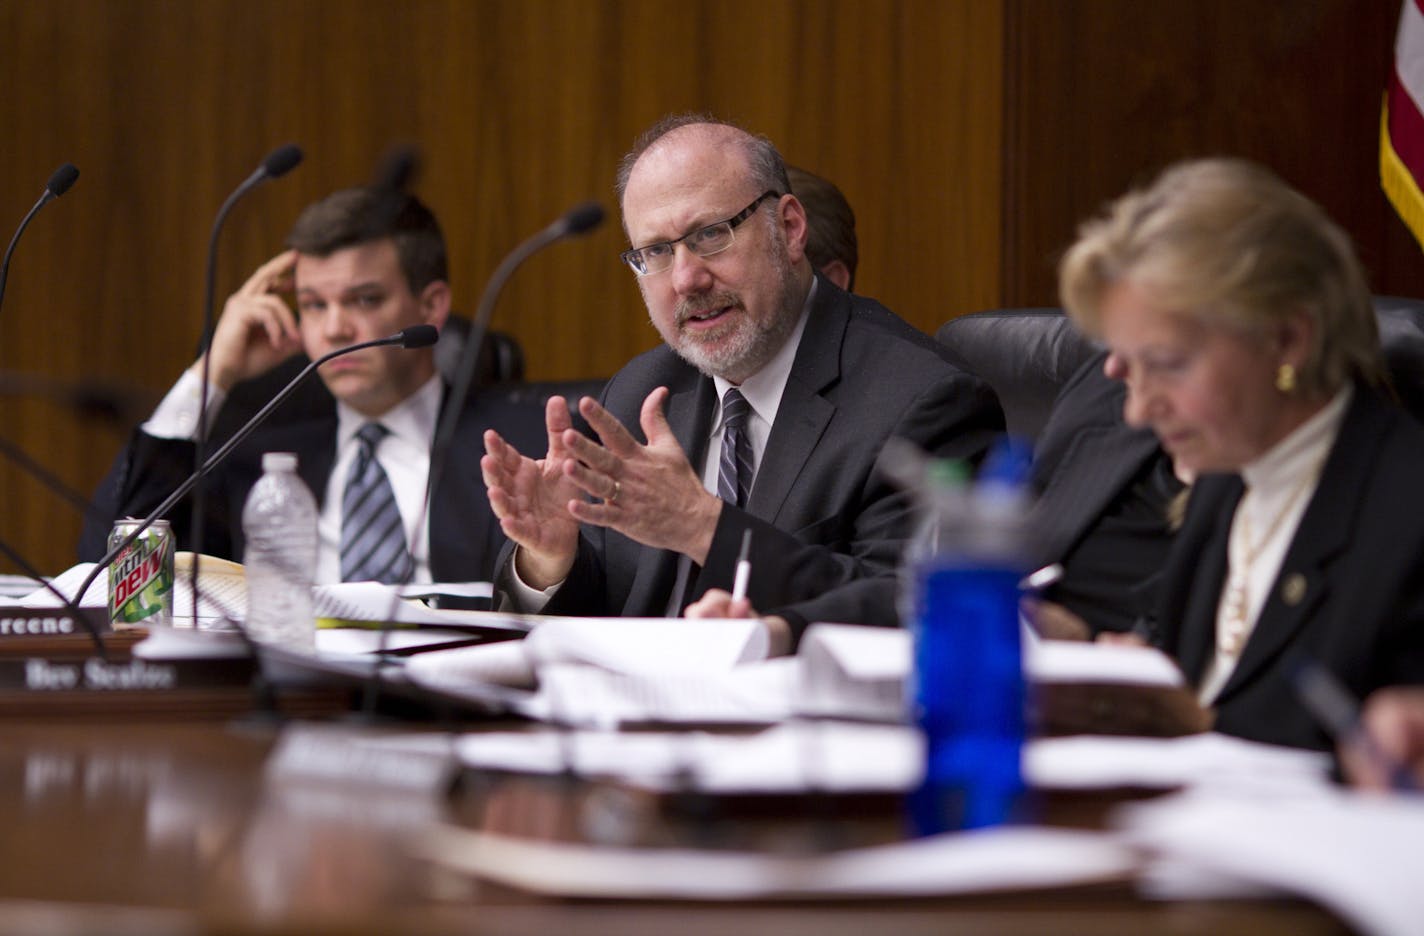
[716,388,754,508]
[340,423,414,584]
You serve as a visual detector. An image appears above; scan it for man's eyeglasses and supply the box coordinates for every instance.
[620,191,780,276]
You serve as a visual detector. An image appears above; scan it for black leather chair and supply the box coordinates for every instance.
[935,309,1099,440]
[937,299,1424,443]
[1376,296,1424,420]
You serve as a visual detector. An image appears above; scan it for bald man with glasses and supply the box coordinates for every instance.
[481,114,1002,652]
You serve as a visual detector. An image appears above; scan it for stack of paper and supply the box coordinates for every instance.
[1117,787,1424,936]
[411,823,1139,900]
[23,557,525,637]
[405,616,778,726]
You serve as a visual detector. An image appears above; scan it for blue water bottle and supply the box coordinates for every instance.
[904,445,1030,834]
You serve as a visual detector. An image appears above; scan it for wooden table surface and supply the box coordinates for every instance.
[0,718,1356,936]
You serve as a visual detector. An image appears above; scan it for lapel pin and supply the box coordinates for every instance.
[1282,573,1307,607]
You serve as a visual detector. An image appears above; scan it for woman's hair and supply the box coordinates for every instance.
[1059,158,1383,396]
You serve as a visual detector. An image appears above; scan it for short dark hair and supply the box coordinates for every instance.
[786,166,858,290]
[286,187,448,293]
[614,113,790,207]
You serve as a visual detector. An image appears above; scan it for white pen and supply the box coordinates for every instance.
[1019,563,1064,592]
[731,529,753,604]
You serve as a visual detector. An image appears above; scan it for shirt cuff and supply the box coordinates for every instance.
[143,369,228,440]
[506,545,563,611]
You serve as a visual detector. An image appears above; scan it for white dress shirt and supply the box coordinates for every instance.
[510,280,818,609]
[143,369,442,585]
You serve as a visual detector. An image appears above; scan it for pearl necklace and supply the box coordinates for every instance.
[1217,468,1319,657]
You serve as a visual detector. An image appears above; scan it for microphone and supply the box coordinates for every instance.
[372,144,420,193]
[189,144,304,620]
[72,327,434,612]
[0,162,79,315]
[435,201,605,450]
[359,201,605,717]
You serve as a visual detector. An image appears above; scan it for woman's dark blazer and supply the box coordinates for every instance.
[1155,387,1424,750]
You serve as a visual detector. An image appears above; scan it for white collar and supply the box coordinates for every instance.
[1240,386,1352,496]
[336,375,442,451]
[712,277,816,429]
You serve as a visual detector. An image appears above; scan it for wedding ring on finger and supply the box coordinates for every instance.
[609,479,621,505]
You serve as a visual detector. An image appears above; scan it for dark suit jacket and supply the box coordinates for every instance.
[496,278,1005,636]
[1030,352,1170,633]
[89,382,546,584]
[1031,352,1162,563]
[1158,387,1424,750]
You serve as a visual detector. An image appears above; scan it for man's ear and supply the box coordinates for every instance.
[779,194,809,266]
[420,280,452,330]
[820,259,852,292]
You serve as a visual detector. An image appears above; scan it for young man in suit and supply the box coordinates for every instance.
[92,187,542,585]
[482,115,1003,652]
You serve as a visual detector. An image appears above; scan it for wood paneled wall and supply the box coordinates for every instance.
[0,0,1003,572]
[0,0,1416,574]
[1003,0,1422,305]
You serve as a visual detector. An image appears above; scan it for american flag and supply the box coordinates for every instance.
[1384,0,1424,250]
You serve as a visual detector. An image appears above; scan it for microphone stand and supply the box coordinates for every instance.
[359,202,605,719]
[72,328,429,611]
[0,163,79,313]
[190,144,303,624]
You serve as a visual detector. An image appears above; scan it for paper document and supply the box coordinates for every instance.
[797,623,911,720]
[23,559,515,633]
[1026,732,1332,791]
[522,659,795,726]
[404,616,769,687]
[455,719,919,792]
[23,558,247,625]
[312,581,525,634]
[1117,787,1424,936]
[404,616,775,724]
[412,823,1138,900]
[1025,639,1184,686]
[131,622,488,660]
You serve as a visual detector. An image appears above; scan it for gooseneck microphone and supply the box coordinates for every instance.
[189,144,304,620]
[73,326,436,611]
[0,162,79,315]
[360,201,605,716]
[433,201,605,460]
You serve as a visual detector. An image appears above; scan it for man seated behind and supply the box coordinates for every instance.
[786,164,857,293]
[481,114,1003,653]
[90,187,543,585]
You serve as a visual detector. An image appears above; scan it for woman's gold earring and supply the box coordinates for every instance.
[1276,363,1296,393]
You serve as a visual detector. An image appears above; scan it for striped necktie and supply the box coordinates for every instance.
[716,388,754,508]
[340,423,414,584]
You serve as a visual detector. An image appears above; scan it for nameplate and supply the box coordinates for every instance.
[0,606,110,639]
[0,654,253,692]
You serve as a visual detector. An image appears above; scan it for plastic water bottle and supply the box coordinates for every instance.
[904,444,1031,835]
[242,452,318,651]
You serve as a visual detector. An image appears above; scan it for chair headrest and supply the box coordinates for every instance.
[938,299,1424,442]
[935,309,1100,440]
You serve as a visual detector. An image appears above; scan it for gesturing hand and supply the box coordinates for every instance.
[481,395,583,588]
[560,387,724,565]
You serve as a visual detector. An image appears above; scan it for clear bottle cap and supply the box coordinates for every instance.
[262,452,299,472]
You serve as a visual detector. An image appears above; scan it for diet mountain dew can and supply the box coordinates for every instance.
[108,518,175,629]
